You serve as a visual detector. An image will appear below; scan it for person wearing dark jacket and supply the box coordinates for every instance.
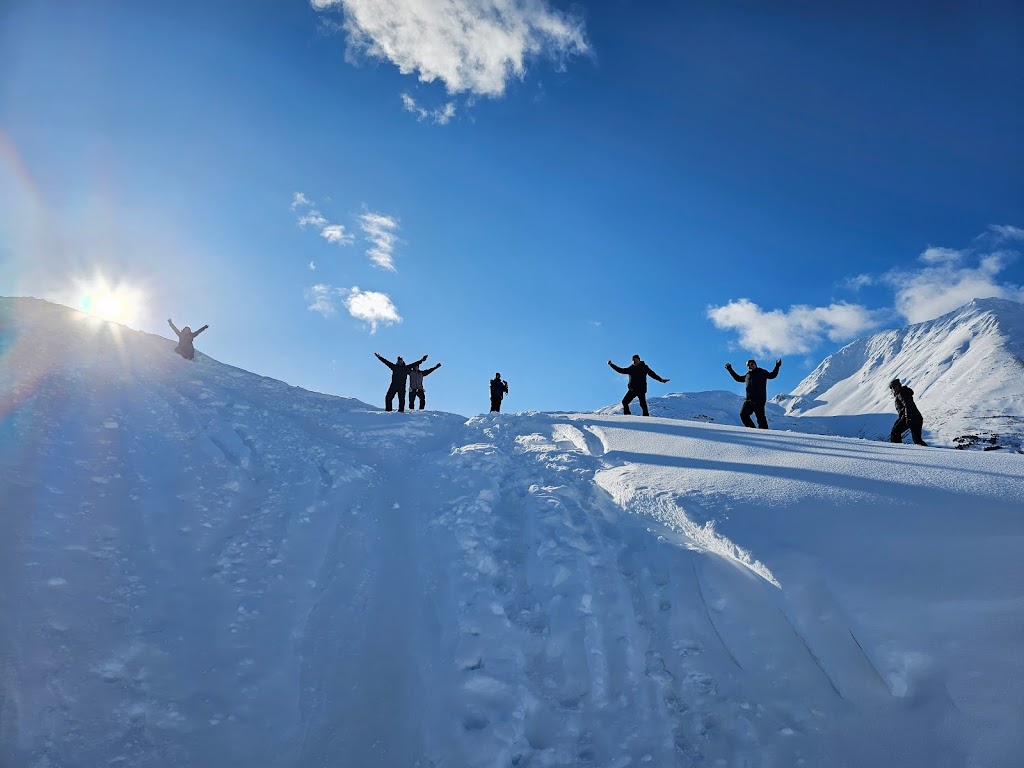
[608,355,670,416]
[889,378,927,445]
[167,319,208,361]
[725,358,781,429]
[490,373,509,413]
[375,352,428,412]
[407,362,441,410]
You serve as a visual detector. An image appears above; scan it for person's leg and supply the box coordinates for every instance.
[739,400,757,428]
[397,388,406,412]
[910,417,927,446]
[638,392,650,417]
[622,390,637,415]
[754,402,769,429]
[385,384,398,411]
[890,417,908,443]
[419,389,426,410]
[490,396,501,413]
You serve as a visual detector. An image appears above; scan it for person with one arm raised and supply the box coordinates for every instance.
[608,354,669,417]
[724,358,781,429]
[375,352,428,413]
[407,360,442,411]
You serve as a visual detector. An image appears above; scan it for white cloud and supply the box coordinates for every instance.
[344,286,401,332]
[321,224,355,245]
[845,273,874,290]
[358,211,399,271]
[311,0,589,98]
[298,210,328,229]
[309,261,317,270]
[306,284,402,332]
[291,192,311,209]
[919,246,962,265]
[885,249,1024,323]
[401,93,457,124]
[306,283,344,317]
[989,224,1024,242]
[707,299,881,356]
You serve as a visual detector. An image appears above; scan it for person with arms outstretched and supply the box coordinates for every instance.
[608,354,669,416]
[167,318,208,361]
[725,358,781,429]
[889,377,927,446]
[490,373,508,413]
[407,361,442,410]
[375,352,428,412]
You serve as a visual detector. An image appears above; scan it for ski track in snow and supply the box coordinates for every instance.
[2,299,1024,767]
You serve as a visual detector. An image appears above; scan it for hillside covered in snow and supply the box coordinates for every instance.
[2,297,1023,768]
[609,299,1024,452]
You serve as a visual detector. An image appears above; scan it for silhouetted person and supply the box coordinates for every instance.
[375,352,428,412]
[725,358,781,429]
[407,361,441,410]
[608,354,669,416]
[490,373,508,413]
[889,377,927,446]
[167,318,208,361]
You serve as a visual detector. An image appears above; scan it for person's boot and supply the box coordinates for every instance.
[623,406,631,416]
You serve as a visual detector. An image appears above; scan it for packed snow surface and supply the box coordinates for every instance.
[2,298,1023,767]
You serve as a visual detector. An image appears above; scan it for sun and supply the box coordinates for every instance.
[78,278,144,326]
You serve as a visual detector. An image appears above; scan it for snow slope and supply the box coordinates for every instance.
[605,299,1024,451]
[779,298,1024,450]
[2,297,1023,768]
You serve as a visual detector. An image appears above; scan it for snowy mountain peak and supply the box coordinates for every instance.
[778,297,1024,449]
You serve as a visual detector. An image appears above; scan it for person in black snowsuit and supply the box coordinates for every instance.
[375,352,428,412]
[490,373,509,413]
[725,358,781,429]
[889,378,927,445]
[167,319,208,361]
[608,355,670,416]
[407,361,442,410]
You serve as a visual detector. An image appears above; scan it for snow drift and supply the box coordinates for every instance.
[2,297,1023,768]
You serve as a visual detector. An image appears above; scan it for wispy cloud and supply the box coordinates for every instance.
[988,224,1024,243]
[298,211,328,229]
[707,299,882,356]
[310,0,589,98]
[401,93,456,124]
[306,283,344,317]
[358,211,400,271]
[309,261,317,271]
[321,224,355,245]
[291,192,354,248]
[883,245,1024,323]
[306,284,402,333]
[344,286,401,332]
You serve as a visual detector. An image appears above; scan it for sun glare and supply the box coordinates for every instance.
[78,279,144,326]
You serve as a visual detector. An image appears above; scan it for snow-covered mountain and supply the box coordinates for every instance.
[779,298,1024,450]
[605,299,1024,451]
[2,297,1023,768]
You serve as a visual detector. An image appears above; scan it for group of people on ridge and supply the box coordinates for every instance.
[165,322,925,444]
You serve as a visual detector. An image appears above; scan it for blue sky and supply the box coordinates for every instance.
[2,0,1023,416]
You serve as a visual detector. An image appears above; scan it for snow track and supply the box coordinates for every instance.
[2,299,1023,767]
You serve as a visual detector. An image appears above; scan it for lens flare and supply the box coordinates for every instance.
[77,278,144,325]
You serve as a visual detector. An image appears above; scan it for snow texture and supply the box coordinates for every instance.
[2,297,1023,767]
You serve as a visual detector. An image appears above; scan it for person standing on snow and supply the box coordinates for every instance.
[375,352,428,412]
[407,361,442,410]
[167,318,209,361]
[608,354,670,416]
[889,377,927,446]
[490,373,509,413]
[725,358,781,428]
